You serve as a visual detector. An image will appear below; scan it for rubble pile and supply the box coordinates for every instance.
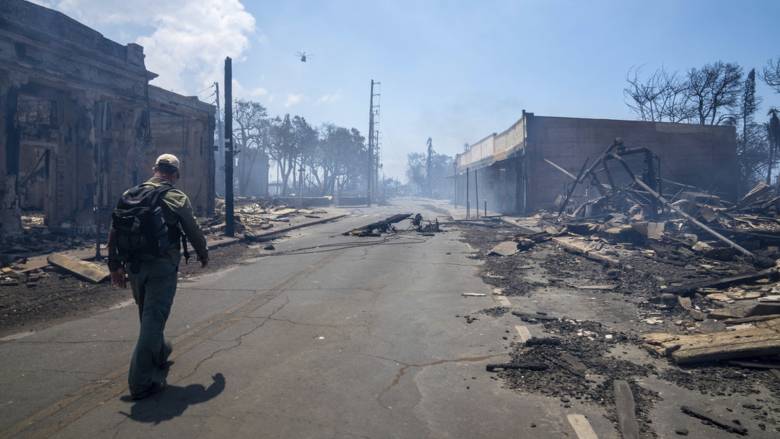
[530,140,780,338]
[456,141,780,435]
[550,139,779,267]
[204,197,329,236]
[0,226,95,266]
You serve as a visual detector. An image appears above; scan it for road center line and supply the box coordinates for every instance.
[567,414,599,439]
[514,325,531,343]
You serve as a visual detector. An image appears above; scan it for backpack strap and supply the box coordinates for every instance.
[146,183,174,208]
[148,183,189,264]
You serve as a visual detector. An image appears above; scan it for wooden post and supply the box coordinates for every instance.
[466,167,470,219]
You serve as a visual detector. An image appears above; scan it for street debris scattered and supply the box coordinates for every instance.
[344,213,444,237]
[0,196,345,334]
[454,160,780,435]
[0,198,339,288]
[344,213,412,236]
[206,197,331,236]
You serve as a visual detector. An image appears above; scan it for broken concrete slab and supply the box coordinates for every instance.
[488,241,519,257]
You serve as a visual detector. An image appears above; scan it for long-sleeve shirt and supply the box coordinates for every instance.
[108,176,208,269]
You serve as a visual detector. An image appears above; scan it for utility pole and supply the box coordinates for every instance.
[224,57,235,237]
[374,86,382,203]
[214,81,225,196]
[367,80,375,205]
[426,137,433,197]
[298,160,304,208]
[366,79,381,205]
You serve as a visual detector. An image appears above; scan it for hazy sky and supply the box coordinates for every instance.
[34,0,780,180]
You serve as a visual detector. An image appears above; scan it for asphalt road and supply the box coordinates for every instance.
[1,199,611,438]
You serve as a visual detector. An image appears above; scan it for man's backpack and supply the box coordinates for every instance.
[111,184,174,262]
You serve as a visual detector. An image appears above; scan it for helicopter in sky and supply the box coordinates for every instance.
[297,51,310,63]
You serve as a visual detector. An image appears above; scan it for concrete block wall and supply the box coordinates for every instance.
[525,115,738,212]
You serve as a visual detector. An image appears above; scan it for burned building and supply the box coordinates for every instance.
[149,86,216,215]
[454,111,738,214]
[0,0,215,238]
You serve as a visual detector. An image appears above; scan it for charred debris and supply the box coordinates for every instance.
[455,139,780,436]
[480,138,780,367]
[344,213,442,237]
[0,197,335,286]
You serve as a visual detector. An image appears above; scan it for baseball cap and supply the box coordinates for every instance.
[155,153,180,170]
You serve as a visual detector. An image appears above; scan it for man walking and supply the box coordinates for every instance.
[108,154,209,400]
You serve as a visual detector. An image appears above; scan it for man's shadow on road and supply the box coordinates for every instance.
[119,373,225,424]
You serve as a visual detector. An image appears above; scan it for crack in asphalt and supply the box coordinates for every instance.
[266,316,368,329]
[176,296,291,382]
[9,339,134,345]
[362,352,507,408]
[179,287,262,293]
[14,368,101,377]
[3,248,345,439]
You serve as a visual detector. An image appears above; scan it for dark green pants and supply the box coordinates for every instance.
[128,258,178,396]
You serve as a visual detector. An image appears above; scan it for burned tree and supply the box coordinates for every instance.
[624,67,693,123]
[686,62,743,126]
[763,57,780,93]
[736,69,767,191]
